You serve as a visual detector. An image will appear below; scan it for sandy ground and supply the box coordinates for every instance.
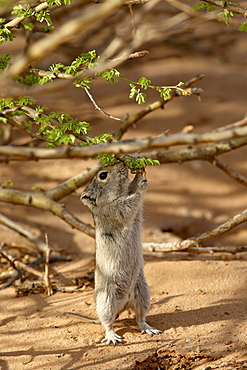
[1,11,247,370]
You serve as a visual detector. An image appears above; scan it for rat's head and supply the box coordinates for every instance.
[80,163,129,210]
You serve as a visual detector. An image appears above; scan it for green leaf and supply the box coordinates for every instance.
[136,92,146,104]
[0,53,10,72]
[193,4,207,10]
[137,77,151,89]
[239,22,247,32]
[0,27,15,44]
[2,180,13,187]
[21,21,35,31]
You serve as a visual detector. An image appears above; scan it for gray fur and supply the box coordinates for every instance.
[80,162,161,344]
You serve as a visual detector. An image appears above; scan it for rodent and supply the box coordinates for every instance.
[64,162,161,345]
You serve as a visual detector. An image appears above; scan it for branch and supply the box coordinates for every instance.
[112,75,205,140]
[1,125,247,161]
[46,162,102,200]
[0,0,125,86]
[0,188,95,237]
[143,208,247,253]
[201,0,247,18]
[137,136,247,164]
[214,159,247,187]
[213,114,247,132]
[0,212,50,253]
[4,2,50,29]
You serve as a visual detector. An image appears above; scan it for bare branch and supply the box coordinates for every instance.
[213,114,247,132]
[0,188,95,237]
[0,248,43,278]
[143,208,247,253]
[138,136,247,164]
[44,237,53,296]
[214,159,247,187]
[1,124,247,162]
[0,212,49,253]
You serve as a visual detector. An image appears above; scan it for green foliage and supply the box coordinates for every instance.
[0,54,10,73]
[81,134,113,146]
[0,26,15,44]
[1,0,246,170]
[97,155,119,167]
[1,180,14,188]
[217,8,234,26]
[193,3,215,12]
[124,157,160,173]
[34,111,91,147]
[239,22,247,32]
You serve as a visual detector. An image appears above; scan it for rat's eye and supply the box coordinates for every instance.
[99,171,108,180]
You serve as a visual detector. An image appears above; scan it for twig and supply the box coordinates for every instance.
[0,248,43,278]
[0,255,71,283]
[15,282,87,296]
[84,87,121,121]
[213,114,247,132]
[4,2,50,29]
[113,75,205,140]
[214,159,247,187]
[185,246,247,254]
[201,0,247,18]
[0,212,49,253]
[0,0,125,85]
[143,208,247,253]
[44,234,53,296]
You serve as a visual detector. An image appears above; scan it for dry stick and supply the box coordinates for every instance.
[184,246,247,254]
[143,208,247,253]
[15,282,87,295]
[0,255,71,283]
[0,212,49,253]
[0,248,43,278]
[44,234,53,296]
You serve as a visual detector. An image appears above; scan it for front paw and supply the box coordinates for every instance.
[140,178,147,190]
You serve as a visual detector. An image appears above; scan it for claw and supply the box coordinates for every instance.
[139,322,162,336]
[101,330,123,345]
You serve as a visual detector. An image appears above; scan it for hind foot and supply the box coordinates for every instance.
[101,329,123,345]
[138,321,162,336]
